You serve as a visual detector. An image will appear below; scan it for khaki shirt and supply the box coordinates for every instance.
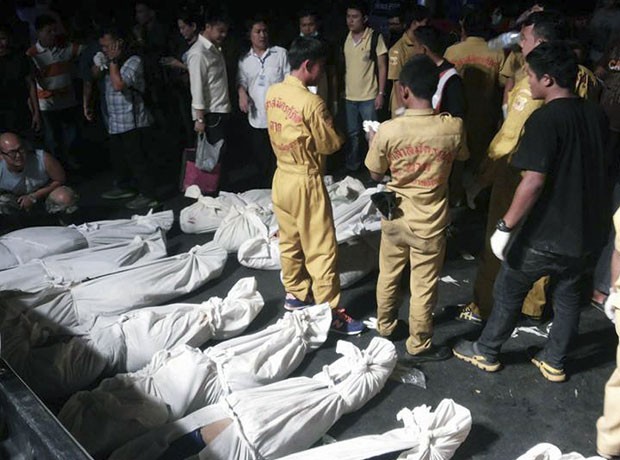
[344,27,388,101]
[387,33,418,114]
[444,37,505,124]
[365,108,469,238]
[500,50,525,84]
[489,64,600,160]
[266,75,344,172]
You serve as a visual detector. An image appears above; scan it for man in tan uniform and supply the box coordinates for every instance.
[365,54,468,362]
[444,8,505,181]
[386,4,429,117]
[458,11,601,325]
[597,208,620,460]
[340,1,388,173]
[265,36,365,335]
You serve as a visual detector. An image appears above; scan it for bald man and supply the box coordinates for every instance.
[0,132,78,217]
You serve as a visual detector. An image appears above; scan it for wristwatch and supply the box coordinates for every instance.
[496,218,511,232]
[196,118,205,123]
[29,194,37,204]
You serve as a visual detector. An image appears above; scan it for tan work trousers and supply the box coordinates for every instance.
[376,218,446,355]
[272,163,340,308]
[471,156,547,319]
[597,308,620,458]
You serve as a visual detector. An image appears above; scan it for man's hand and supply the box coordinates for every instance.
[194,119,205,134]
[238,89,250,114]
[83,105,95,122]
[490,225,512,261]
[31,112,41,132]
[17,194,36,210]
[374,93,385,111]
[108,41,122,61]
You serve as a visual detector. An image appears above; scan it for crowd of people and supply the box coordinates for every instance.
[1,0,620,458]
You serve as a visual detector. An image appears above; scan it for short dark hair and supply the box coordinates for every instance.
[177,7,204,32]
[204,5,231,27]
[521,11,569,42]
[414,25,446,55]
[35,14,56,32]
[399,54,438,101]
[297,7,319,21]
[345,1,369,17]
[403,4,430,29]
[525,40,577,90]
[461,8,491,37]
[245,13,269,34]
[288,36,328,70]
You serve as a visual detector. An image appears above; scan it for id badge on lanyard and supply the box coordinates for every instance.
[257,73,266,87]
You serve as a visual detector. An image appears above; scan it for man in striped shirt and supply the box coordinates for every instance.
[27,14,83,170]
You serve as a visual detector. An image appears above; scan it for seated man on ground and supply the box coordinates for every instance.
[0,132,78,228]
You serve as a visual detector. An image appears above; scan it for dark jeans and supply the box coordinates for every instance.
[477,246,594,368]
[250,126,276,188]
[41,107,79,163]
[109,127,157,197]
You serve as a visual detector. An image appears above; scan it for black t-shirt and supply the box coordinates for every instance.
[0,51,31,112]
[437,59,466,119]
[510,97,612,258]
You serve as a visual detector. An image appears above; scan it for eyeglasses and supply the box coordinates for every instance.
[0,147,26,160]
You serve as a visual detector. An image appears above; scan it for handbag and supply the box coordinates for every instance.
[195,132,224,172]
[179,148,221,194]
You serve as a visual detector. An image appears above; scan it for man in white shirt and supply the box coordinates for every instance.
[237,15,290,188]
[186,7,231,188]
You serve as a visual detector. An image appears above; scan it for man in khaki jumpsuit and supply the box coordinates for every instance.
[265,36,365,335]
[365,54,468,362]
[444,8,505,178]
[597,208,620,460]
[386,4,429,117]
[458,11,601,325]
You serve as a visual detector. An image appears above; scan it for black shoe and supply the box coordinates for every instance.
[401,344,452,364]
[380,320,409,342]
[452,339,501,372]
[527,347,566,382]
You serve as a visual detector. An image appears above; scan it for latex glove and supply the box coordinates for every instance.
[604,291,618,324]
[363,317,377,330]
[93,51,108,70]
[490,228,512,261]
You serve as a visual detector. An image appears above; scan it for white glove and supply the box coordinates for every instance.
[93,51,109,70]
[490,228,512,261]
[362,120,380,133]
[362,317,377,330]
[604,292,618,324]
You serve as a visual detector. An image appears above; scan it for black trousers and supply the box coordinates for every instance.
[108,127,157,197]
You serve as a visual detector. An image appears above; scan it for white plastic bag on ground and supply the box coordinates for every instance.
[279,398,472,460]
[180,187,274,234]
[0,226,88,270]
[237,235,281,270]
[0,210,173,270]
[109,337,397,460]
[59,304,331,459]
[179,185,244,234]
[213,204,273,253]
[72,209,174,246]
[0,233,166,293]
[515,443,606,460]
[0,241,227,335]
[238,233,379,288]
[1,277,262,404]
